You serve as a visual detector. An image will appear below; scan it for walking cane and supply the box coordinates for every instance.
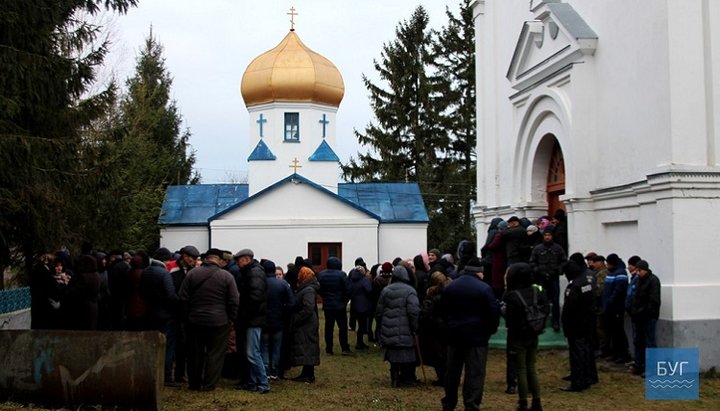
[414,334,428,385]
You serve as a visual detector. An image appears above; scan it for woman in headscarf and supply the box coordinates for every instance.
[290,266,320,383]
[376,265,420,387]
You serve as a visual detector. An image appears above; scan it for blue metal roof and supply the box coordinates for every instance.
[248,139,277,161]
[158,184,249,225]
[159,179,428,226]
[308,140,339,162]
[338,182,429,223]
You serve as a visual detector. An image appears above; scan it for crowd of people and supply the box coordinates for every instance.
[26,211,661,411]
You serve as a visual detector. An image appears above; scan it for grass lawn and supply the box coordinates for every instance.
[2,312,719,410]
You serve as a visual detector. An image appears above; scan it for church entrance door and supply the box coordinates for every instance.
[308,242,342,272]
[546,140,566,216]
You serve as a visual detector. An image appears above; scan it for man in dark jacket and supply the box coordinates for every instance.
[560,261,597,392]
[505,216,529,264]
[168,245,199,384]
[178,248,239,391]
[603,254,631,363]
[441,257,500,411]
[629,259,661,375]
[318,256,352,355]
[529,227,567,331]
[261,259,294,380]
[233,248,269,393]
[141,247,179,385]
[348,264,372,350]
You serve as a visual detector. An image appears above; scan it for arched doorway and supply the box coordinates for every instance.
[546,140,565,216]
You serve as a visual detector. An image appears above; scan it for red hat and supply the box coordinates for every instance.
[381,262,393,273]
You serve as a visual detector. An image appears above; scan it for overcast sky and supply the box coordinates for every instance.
[107,0,459,183]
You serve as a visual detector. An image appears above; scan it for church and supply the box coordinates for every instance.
[472,0,720,368]
[158,22,428,272]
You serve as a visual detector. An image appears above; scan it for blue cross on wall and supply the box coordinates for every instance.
[257,113,267,138]
[319,114,329,138]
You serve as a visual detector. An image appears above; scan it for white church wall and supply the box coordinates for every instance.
[209,180,381,270]
[159,226,209,253]
[247,102,340,195]
[210,221,379,273]
[377,224,428,264]
[216,181,370,221]
[474,0,720,368]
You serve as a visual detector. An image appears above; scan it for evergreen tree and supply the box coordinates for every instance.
[0,0,137,282]
[117,31,198,252]
[341,6,449,246]
[431,0,477,250]
[342,2,476,252]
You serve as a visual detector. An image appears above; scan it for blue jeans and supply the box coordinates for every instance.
[261,329,283,377]
[246,327,269,390]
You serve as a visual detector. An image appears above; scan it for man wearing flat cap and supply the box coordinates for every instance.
[178,248,239,391]
[233,248,269,393]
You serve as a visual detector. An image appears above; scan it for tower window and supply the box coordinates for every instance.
[284,113,300,141]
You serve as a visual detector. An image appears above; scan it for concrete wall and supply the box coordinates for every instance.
[0,309,30,330]
[0,330,164,410]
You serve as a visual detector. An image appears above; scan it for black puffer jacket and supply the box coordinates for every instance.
[630,271,661,323]
[376,267,420,349]
[238,260,267,327]
[291,278,320,366]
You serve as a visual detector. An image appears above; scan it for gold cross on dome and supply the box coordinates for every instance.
[287,6,298,31]
[289,157,302,172]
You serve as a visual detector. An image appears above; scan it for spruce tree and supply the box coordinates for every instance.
[342,3,476,252]
[0,0,137,281]
[431,0,477,251]
[117,31,198,252]
[341,6,450,246]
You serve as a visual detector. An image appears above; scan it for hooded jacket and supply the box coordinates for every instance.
[375,266,420,349]
[561,262,595,338]
[140,259,178,324]
[265,270,295,332]
[348,267,372,314]
[503,263,549,339]
[318,257,350,310]
[237,259,267,327]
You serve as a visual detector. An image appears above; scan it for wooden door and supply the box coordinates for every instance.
[307,242,342,272]
[546,140,566,216]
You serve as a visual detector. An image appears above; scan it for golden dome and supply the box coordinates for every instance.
[241,31,345,107]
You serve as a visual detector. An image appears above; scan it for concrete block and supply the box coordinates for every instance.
[0,330,165,410]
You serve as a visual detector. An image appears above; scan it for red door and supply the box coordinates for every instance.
[547,140,566,216]
[307,242,342,273]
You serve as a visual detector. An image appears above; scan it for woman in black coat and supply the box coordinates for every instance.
[290,266,320,383]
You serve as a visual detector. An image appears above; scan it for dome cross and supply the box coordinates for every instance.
[287,6,298,31]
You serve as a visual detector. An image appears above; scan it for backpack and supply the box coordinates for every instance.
[512,287,548,334]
